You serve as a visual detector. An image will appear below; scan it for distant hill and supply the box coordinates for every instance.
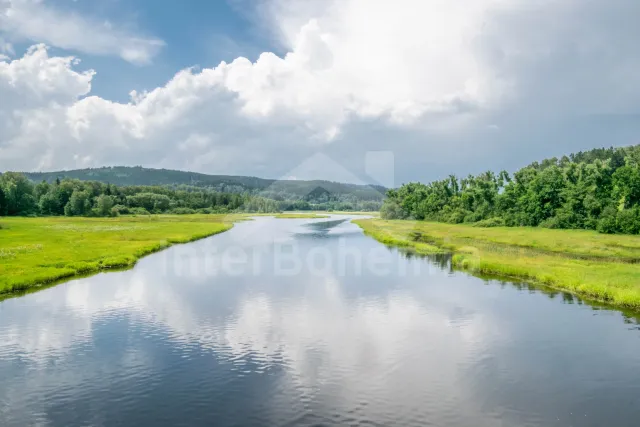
[23,166,386,201]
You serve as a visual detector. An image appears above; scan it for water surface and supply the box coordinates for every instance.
[1,216,639,426]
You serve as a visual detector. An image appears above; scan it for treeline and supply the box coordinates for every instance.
[25,166,386,203]
[382,145,640,234]
[0,172,381,217]
[0,173,280,217]
[278,199,381,212]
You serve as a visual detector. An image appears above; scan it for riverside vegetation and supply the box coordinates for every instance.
[355,219,640,309]
[3,144,639,308]
[23,166,384,212]
[0,170,381,219]
[0,215,237,296]
[0,166,380,298]
[381,144,640,234]
[361,144,640,310]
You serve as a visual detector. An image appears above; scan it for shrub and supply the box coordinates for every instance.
[446,209,467,224]
[472,217,505,228]
[170,207,196,215]
[616,208,640,235]
[380,201,405,219]
[129,207,150,215]
[111,204,130,215]
[539,217,560,229]
[541,207,584,230]
[597,206,619,234]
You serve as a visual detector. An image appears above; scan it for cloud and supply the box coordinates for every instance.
[0,36,13,57]
[1,0,640,183]
[0,0,164,64]
[474,0,640,117]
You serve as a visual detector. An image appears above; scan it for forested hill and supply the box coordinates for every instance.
[0,164,384,218]
[23,166,386,201]
[24,167,271,190]
[382,144,640,234]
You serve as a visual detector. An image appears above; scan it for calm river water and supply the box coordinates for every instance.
[1,216,639,426]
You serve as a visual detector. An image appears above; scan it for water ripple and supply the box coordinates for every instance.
[0,216,639,426]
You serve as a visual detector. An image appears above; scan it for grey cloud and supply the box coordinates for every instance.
[2,0,640,185]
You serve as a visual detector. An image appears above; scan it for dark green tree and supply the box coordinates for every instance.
[0,172,37,215]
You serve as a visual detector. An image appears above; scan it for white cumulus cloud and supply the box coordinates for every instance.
[1,0,640,182]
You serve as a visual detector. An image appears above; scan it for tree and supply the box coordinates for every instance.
[380,200,405,219]
[34,180,50,200]
[386,144,640,234]
[64,190,92,216]
[0,186,6,216]
[153,194,171,212]
[0,172,36,215]
[612,165,640,209]
[95,194,115,217]
[38,192,63,215]
[616,208,640,234]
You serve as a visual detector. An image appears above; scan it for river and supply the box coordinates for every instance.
[1,215,639,426]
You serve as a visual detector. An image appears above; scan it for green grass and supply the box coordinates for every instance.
[354,219,640,310]
[0,214,239,296]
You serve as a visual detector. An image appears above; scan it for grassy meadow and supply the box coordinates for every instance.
[0,214,239,296]
[354,219,640,310]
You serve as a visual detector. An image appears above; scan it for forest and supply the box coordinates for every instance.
[25,166,386,205]
[381,144,640,234]
[0,173,380,217]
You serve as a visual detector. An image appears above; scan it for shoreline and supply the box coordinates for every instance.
[353,218,640,311]
[0,215,237,299]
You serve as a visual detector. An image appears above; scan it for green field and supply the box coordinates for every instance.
[0,215,238,296]
[354,219,640,310]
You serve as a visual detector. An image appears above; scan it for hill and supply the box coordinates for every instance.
[23,166,386,201]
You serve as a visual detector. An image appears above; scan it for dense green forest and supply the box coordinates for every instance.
[25,167,386,205]
[381,144,640,234]
[0,171,382,217]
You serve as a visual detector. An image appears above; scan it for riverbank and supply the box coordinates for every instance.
[0,215,239,296]
[354,219,640,310]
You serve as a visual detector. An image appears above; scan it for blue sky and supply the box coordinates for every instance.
[1,0,639,184]
[41,0,282,101]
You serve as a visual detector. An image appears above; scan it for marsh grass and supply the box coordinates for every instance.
[0,215,237,296]
[354,219,640,310]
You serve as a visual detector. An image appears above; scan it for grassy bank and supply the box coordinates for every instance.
[0,215,238,296]
[354,219,640,310]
